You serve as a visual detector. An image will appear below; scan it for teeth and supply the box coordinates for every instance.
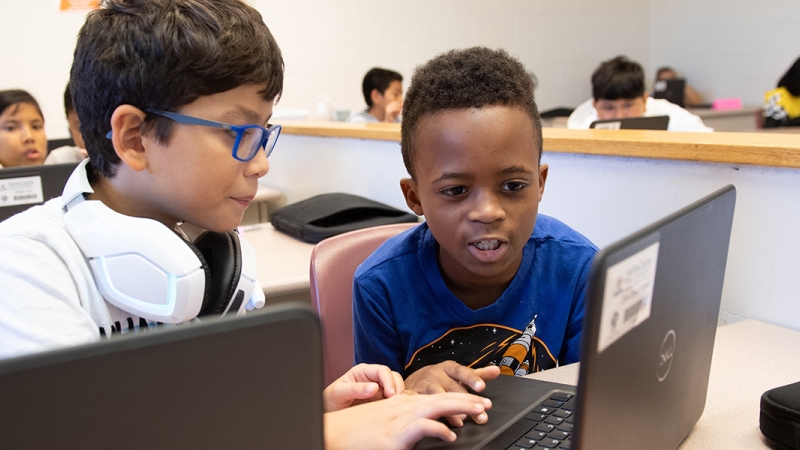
[475,240,500,251]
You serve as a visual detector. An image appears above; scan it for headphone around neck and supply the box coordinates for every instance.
[62,160,265,323]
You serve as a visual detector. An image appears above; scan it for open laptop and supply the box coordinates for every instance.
[416,184,737,450]
[0,162,78,222]
[0,301,324,449]
[653,79,687,108]
[590,115,670,130]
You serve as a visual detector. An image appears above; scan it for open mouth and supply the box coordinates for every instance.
[474,239,501,251]
[24,149,41,159]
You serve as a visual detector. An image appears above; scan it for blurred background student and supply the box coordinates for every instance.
[44,83,88,164]
[346,67,403,123]
[655,66,704,107]
[763,56,800,128]
[0,89,47,168]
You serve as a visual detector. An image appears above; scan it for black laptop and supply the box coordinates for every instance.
[0,162,77,222]
[416,185,737,450]
[0,302,325,450]
[653,78,686,107]
[590,115,670,130]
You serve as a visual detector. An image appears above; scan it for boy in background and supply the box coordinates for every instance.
[45,82,88,164]
[567,55,712,132]
[353,47,598,395]
[0,1,490,448]
[346,67,403,123]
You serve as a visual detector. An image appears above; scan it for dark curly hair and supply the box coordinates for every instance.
[71,0,284,179]
[592,55,645,101]
[401,46,542,179]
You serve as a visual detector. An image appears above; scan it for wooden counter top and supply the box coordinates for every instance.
[280,121,800,170]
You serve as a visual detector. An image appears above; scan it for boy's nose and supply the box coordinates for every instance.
[20,125,35,141]
[467,191,505,223]
[245,147,270,178]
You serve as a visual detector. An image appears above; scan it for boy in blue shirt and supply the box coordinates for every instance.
[353,47,598,395]
[0,1,491,447]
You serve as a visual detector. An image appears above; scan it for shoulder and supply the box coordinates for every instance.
[567,99,597,129]
[45,146,88,165]
[355,223,427,277]
[532,215,598,254]
[346,110,379,123]
[0,198,78,255]
[646,98,713,132]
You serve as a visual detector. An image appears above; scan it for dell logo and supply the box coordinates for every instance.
[657,329,676,382]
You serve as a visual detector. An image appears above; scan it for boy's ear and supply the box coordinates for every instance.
[538,164,549,202]
[370,88,383,106]
[109,105,148,172]
[400,178,424,216]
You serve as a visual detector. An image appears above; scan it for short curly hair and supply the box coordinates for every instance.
[401,47,541,179]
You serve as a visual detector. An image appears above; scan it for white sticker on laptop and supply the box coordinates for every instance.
[597,241,659,353]
[0,175,44,207]
[593,121,621,130]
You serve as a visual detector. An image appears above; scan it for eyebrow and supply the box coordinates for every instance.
[219,106,270,126]
[432,165,534,184]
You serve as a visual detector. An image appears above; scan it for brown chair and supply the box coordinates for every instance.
[309,222,417,386]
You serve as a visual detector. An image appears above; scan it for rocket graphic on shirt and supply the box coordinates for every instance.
[404,314,556,377]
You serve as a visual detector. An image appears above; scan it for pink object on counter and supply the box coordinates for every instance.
[712,98,743,110]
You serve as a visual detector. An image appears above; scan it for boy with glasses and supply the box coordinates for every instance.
[353,47,598,400]
[0,1,491,447]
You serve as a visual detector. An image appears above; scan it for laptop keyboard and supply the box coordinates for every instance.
[504,392,577,450]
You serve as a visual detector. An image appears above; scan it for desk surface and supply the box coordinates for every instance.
[526,320,800,448]
[242,223,314,297]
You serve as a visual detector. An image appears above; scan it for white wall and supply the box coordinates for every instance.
[649,0,800,106]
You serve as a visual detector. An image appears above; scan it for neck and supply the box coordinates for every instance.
[368,105,385,122]
[88,171,177,229]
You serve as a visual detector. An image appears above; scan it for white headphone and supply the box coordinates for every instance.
[62,160,265,323]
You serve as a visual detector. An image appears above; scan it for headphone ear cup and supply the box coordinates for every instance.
[191,230,242,316]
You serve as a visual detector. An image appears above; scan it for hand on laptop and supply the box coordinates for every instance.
[404,361,501,426]
[323,363,405,412]
[324,391,492,450]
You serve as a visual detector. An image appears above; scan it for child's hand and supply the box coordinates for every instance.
[384,100,403,123]
[404,361,501,426]
[324,391,492,450]
[323,363,405,412]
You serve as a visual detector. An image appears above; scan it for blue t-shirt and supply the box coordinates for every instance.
[353,215,598,377]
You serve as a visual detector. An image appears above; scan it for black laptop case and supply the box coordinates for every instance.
[761,381,800,449]
[270,192,418,243]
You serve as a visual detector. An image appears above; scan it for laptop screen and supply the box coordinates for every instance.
[0,162,77,222]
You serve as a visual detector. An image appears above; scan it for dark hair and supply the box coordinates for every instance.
[0,89,43,119]
[777,57,800,97]
[592,56,645,101]
[361,67,403,107]
[71,0,285,179]
[63,83,75,116]
[655,66,676,80]
[401,47,541,179]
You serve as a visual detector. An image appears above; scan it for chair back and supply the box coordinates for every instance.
[309,222,417,386]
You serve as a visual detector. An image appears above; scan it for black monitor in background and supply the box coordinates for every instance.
[653,78,686,108]
[0,162,78,222]
[47,137,76,151]
[589,115,670,130]
[540,107,575,118]
[0,302,325,450]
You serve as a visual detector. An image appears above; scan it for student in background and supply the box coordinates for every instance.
[0,89,47,168]
[45,83,89,164]
[353,47,598,406]
[567,56,712,132]
[0,1,489,448]
[655,66,704,107]
[763,56,800,128]
[346,67,403,123]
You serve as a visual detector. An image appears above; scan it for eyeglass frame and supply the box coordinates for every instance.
[104,108,281,162]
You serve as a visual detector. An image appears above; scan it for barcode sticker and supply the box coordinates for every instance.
[598,241,659,353]
[0,175,44,207]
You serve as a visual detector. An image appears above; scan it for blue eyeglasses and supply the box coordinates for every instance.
[105,109,281,162]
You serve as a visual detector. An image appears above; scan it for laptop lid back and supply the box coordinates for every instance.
[573,185,736,450]
[653,78,686,107]
[589,115,670,130]
[0,301,324,450]
[0,162,77,222]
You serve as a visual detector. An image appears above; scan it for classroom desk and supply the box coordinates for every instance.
[525,320,800,449]
[242,223,314,303]
[688,106,762,132]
